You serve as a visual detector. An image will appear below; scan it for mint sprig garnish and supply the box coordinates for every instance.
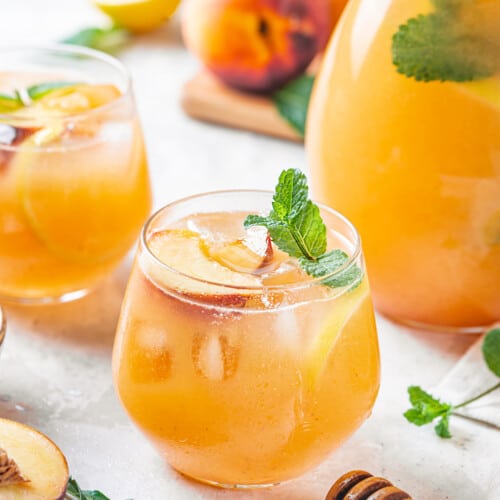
[392,1,499,82]
[66,477,110,500]
[244,168,361,289]
[0,82,79,113]
[0,94,23,113]
[404,328,500,438]
[27,82,79,101]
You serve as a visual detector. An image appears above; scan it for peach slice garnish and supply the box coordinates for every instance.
[0,418,69,499]
[144,229,262,306]
[202,226,288,275]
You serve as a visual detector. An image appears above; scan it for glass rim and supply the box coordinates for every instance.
[141,189,363,292]
[0,43,132,123]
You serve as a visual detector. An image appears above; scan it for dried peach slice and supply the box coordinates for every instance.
[0,418,69,499]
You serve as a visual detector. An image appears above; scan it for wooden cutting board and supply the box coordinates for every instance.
[181,71,302,142]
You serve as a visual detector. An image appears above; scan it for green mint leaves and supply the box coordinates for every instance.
[66,477,110,500]
[483,328,500,377]
[245,169,326,259]
[0,82,79,113]
[392,1,499,82]
[62,26,130,54]
[404,328,500,438]
[244,168,361,288]
[272,75,315,137]
[27,82,79,101]
[404,386,453,438]
[0,94,23,113]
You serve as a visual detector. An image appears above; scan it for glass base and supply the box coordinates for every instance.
[0,287,91,306]
[383,313,490,335]
[176,469,279,490]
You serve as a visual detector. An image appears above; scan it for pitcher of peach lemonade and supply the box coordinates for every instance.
[307,0,500,331]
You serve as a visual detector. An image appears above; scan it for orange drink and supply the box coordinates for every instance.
[113,190,379,487]
[0,45,151,303]
[307,0,500,330]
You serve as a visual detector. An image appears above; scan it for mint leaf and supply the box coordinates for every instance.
[272,75,314,137]
[299,250,362,288]
[245,169,326,259]
[244,168,361,288]
[431,0,466,11]
[392,12,496,82]
[0,93,23,113]
[27,82,79,101]
[482,328,500,377]
[405,330,500,439]
[435,414,452,438]
[404,386,452,427]
[66,477,110,500]
[62,26,129,54]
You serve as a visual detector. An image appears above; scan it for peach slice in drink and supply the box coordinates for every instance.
[144,229,262,305]
[201,226,288,275]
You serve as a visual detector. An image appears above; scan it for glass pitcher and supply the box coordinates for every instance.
[307,0,500,331]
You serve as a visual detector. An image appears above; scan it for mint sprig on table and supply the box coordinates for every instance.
[392,0,499,82]
[66,477,110,500]
[404,328,500,438]
[244,168,361,288]
[62,26,129,54]
[272,75,315,137]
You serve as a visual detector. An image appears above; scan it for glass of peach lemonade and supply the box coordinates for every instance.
[0,45,151,303]
[113,170,380,488]
[307,0,500,332]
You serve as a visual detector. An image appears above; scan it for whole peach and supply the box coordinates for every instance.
[182,0,333,93]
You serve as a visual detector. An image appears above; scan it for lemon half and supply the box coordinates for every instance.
[93,0,181,33]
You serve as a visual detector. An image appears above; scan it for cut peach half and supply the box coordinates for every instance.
[144,229,262,306]
[0,418,69,499]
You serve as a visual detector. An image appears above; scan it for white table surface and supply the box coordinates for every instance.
[1,2,499,499]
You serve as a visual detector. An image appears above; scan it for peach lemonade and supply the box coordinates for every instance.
[113,170,380,487]
[307,0,500,330]
[0,46,151,302]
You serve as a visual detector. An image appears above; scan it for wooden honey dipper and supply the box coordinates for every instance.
[326,470,412,500]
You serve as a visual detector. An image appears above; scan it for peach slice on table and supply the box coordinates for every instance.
[144,229,263,306]
[0,418,69,499]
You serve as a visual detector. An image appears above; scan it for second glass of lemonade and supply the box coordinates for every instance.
[0,45,151,303]
[113,190,379,487]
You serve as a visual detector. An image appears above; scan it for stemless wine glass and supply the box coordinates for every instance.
[0,45,152,303]
[307,0,500,332]
[113,190,380,488]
